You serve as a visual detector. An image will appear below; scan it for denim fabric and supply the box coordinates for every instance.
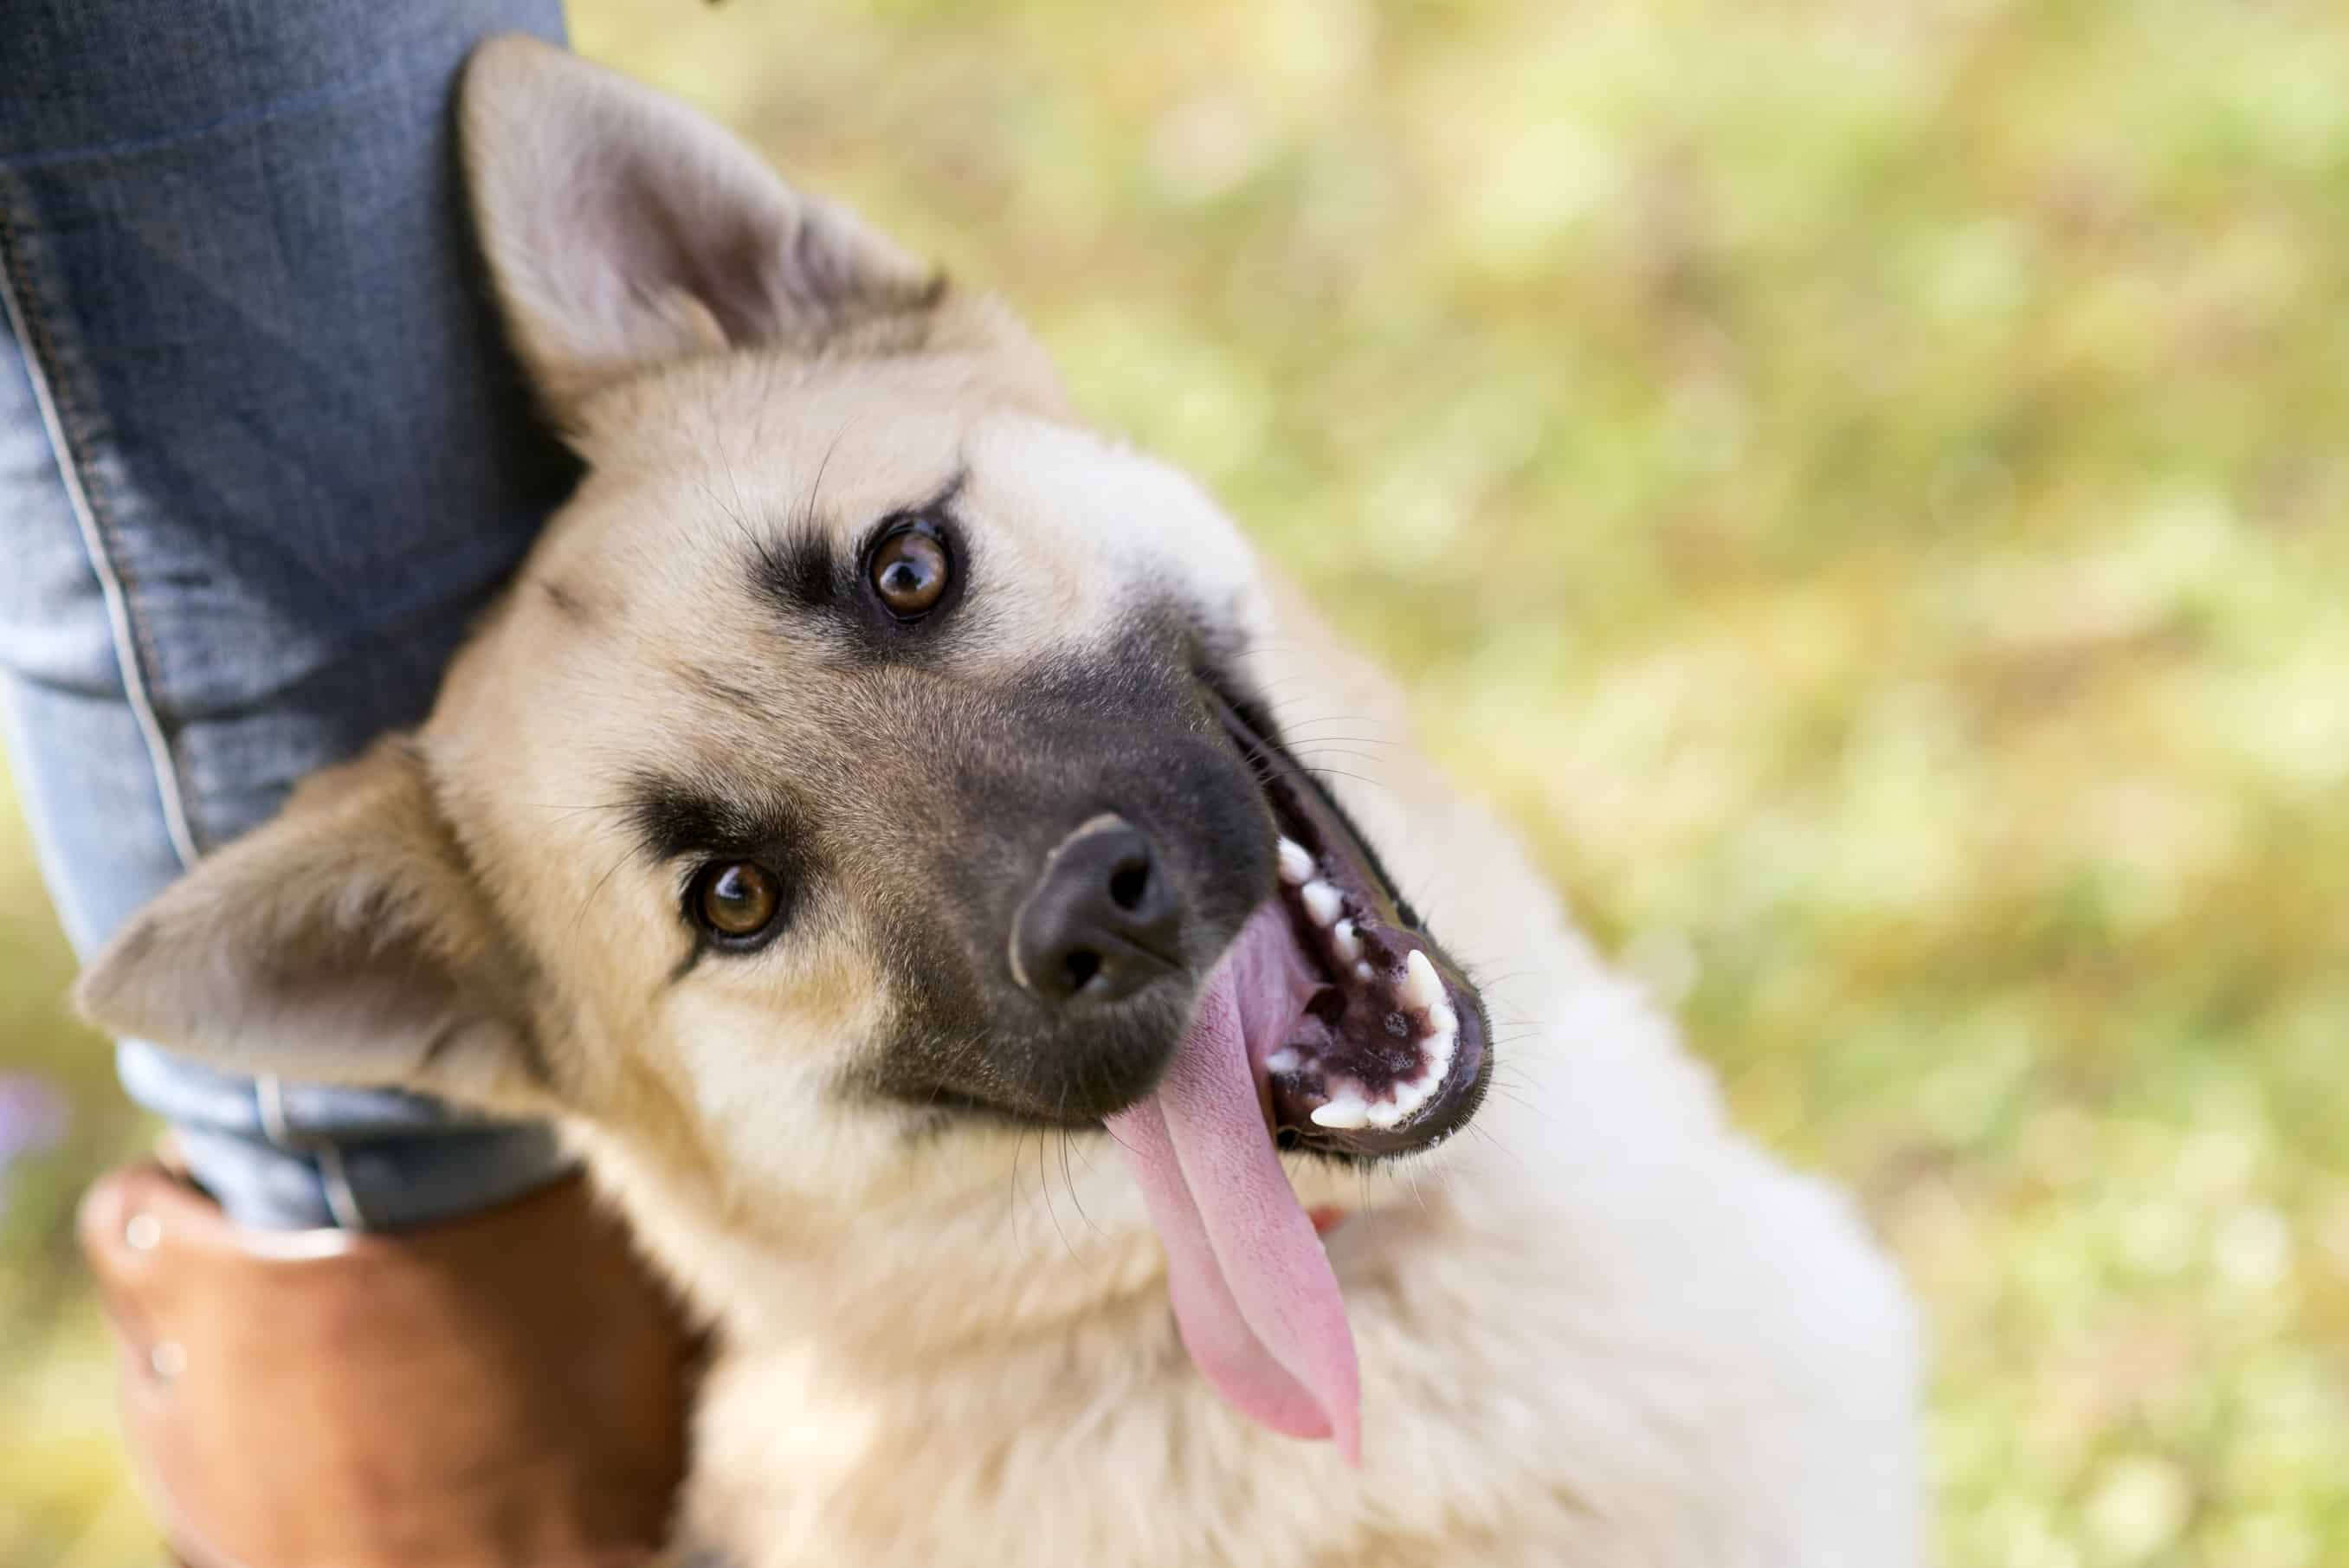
[0,0,577,1228]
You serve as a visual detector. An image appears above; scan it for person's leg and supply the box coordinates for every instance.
[0,0,574,1229]
[1,6,696,1563]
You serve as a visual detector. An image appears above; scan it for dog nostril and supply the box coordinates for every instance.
[1010,816,1182,1005]
[1108,858,1151,913]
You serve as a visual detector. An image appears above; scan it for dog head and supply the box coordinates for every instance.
[76,38,1493,1450]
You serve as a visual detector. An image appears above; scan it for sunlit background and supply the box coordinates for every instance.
[6,2,2347,1564]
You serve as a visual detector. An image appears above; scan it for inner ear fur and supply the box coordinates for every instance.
[74,737,555,1115]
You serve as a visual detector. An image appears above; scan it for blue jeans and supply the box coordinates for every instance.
[1,0,574,1228]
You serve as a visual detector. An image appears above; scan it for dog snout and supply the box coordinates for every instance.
[1009,815,1180,1004]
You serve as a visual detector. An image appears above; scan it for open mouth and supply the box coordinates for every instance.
[1212,689,1491,1160]
[1092,681,1494,1462]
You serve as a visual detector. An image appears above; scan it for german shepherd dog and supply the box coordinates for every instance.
[79,38,1923,1567]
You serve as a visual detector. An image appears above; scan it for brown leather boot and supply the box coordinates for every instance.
[79,1160,696,1568]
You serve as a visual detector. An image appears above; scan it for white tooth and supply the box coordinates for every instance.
[1332,918,1362,964]
[1266,1048,1301,1074]
[1355,960,1375,982]
[1366,1099,1404,1129]
[1423,1000,1457,1045]
[1276,838,1315,886]
[1311,1098,1369,1130]
[1300,880,1344,928]
[1408,1032,1455,1100]
[1427,1036,1455,1080]
[1401,949,1445,1009]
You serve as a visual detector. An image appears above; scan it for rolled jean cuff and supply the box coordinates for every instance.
[120,1042,574,1231]
[165,1122,576,1233]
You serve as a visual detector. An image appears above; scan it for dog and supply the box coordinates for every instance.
[76,37,1924,1567]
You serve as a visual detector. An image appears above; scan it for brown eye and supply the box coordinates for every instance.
[869,526,950,618]
[691,861,783,941]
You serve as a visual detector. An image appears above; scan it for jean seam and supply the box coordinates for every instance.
[255,1076,368,1229]
[0,180,203,867]
[0,174,341,1219]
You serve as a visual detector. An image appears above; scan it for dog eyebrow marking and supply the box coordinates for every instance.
[751,523,839,616]
[623,768,814,865]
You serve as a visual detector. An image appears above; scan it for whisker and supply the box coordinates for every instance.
[1058,1128,1099,1237]
[1288,745,1391,771]
[523,798,639,820]
[568,842,642,938]
[1003,1131,1033,1262]
[1485,1087,1559,1126]
[1464,1120,1523,1165]
[1300,765,1394,797]
[1036,1131,1078,1262]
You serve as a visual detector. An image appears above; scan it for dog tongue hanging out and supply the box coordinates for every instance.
[1104,727,1500,1464]
[1110,910,1365,1459]
[1105,674,1507,1462]
[75,36,1924,1568]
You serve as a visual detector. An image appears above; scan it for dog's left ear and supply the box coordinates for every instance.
[75,739,554,1115]
[461,35,1025,418]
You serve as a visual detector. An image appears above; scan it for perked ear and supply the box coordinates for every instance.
[75,739,553,1115]
[459,35,947,415]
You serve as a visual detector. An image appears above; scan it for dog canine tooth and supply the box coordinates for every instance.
[1310,1087,1371,1129]
[1401,948,1444,1009]
[1300,879,1344,928]
[1276,837,1315,886]
[1331,918,1362,964]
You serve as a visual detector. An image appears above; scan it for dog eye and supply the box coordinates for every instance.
[689,861,784,942]
[868,524,950,618]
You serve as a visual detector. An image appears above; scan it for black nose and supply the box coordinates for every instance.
[1010,816,1181,1004]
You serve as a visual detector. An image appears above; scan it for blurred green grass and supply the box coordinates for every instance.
[5,1,2346,1563]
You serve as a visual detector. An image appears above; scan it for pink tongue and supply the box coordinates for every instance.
[1106,933,1362,1463]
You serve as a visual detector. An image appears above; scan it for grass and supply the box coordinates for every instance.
[5,1,2346,1563]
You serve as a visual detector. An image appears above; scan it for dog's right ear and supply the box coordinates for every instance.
[74,739,555,1117]
[459,35,949,416]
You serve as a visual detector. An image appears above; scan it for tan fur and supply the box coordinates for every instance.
[78,39,1923,1566]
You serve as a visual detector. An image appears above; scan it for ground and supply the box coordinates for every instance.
[3,2,2345,1564]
